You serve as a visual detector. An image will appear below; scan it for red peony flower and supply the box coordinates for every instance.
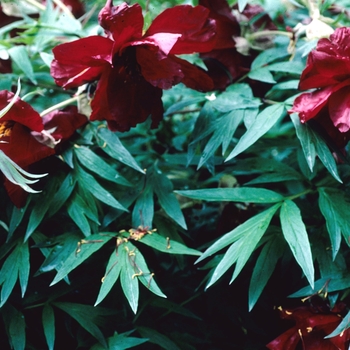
[290,27,350,147]
[51,0,216,132]
[267,303,350,350]
[199,0,276,90]
[0,91,86,207]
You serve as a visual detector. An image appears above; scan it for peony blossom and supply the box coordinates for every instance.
[267,303,350,350]
[199,0,276,90]
[0,91,86,207]
[290,27,350,147]
[51,0,216,132]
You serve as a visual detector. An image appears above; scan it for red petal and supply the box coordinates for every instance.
[0,91,43,132]
[146,5,216,54]
[42,106,87,141]
[90,64,164,132]
[328,85,350,132]
[62,0,85,18]
[98,1,143,47]
[266,327,300,350]
[51,36,113,88]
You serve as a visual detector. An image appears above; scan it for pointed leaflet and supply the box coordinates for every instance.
[176,187,284,203]
[140,233,201,256]
[90,331,148,350]
[42,304,55,350]
[96,127,144,173]
[290,113,316,172]
[120,242,139,314]
[226,103,285,160]
[151,170,187,229]
[76,165,128,212]
[280,200,314,288]
[318,188,342,259]
[2,303,26,350]
[249,235,285,311]
[74,146,131,186]
[205,204,280,288]
[324,310,350,339]
[50,233,113,286]
[53,302,107,348]
[8,46,37,84]
[95,249,123,306]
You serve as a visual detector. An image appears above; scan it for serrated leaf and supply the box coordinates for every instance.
[53,302,107,348]
[226,104,285,160]
[140,233,201,256]
[205,204,280,288]
[280,200,314,288]
[290,113,316,171]
[96,127,144,173]
[176,187,284,203]
[50,233,113,286]
[75,146,131,186]
[76,166,128,212]
[42,304,55,350]
[249,235,284,311]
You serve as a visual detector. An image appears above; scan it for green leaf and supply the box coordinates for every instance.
[90,331,148,350]
[280,200,314,288]
[205,204,280,288]
[249,235,285,311]
[132,179,154,228]
[42,304,55,350]
[96,127,144,173]
[164,96,205,116]
[137,327,180,350]
[75,146,131,186]
[176,187,284,203]
[290,113,316,171]
[151,170,187,229]
[120,242,139,314]
[8,46,37,84]
[251,47,290,70]
[2,303,26,350]
[18,242,29,297]
[226,104,285,160]
[95,250,122,306]
[318,188,342,259]
[53,302,107,348]
[324,310,350,339]
[76,166,128,212]
[140,233,201,256]
[268,61,305,75]
[48,172,76,217]
[248,67,276,84]
[50,233,113,286]
[311,128,342,183]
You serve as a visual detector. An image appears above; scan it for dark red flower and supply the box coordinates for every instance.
[61,0,84,18]
[290,27,350,147]
[266,303,350,350]
[199,0,276,90]
[0,91,87,207]
[51,1,216,131]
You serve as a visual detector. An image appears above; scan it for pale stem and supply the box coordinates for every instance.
[52,0,75,19]
[23,0,46,11]
[40,94,84,117]
[247,30,293,41]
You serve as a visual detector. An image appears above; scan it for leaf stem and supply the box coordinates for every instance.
[286,189,314,201]
[40,94,85,117]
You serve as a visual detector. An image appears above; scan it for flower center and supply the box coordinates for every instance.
[0,121,14,141]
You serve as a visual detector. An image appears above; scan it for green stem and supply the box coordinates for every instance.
[247,30,293,41]
[40,94,84,117]
[286,189,315,201]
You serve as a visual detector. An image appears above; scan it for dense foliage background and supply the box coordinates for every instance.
[2,0,350,349]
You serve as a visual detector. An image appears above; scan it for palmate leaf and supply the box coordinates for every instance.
[225,103,286,161]
[280,200,314,288]
[201,204,281,288]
